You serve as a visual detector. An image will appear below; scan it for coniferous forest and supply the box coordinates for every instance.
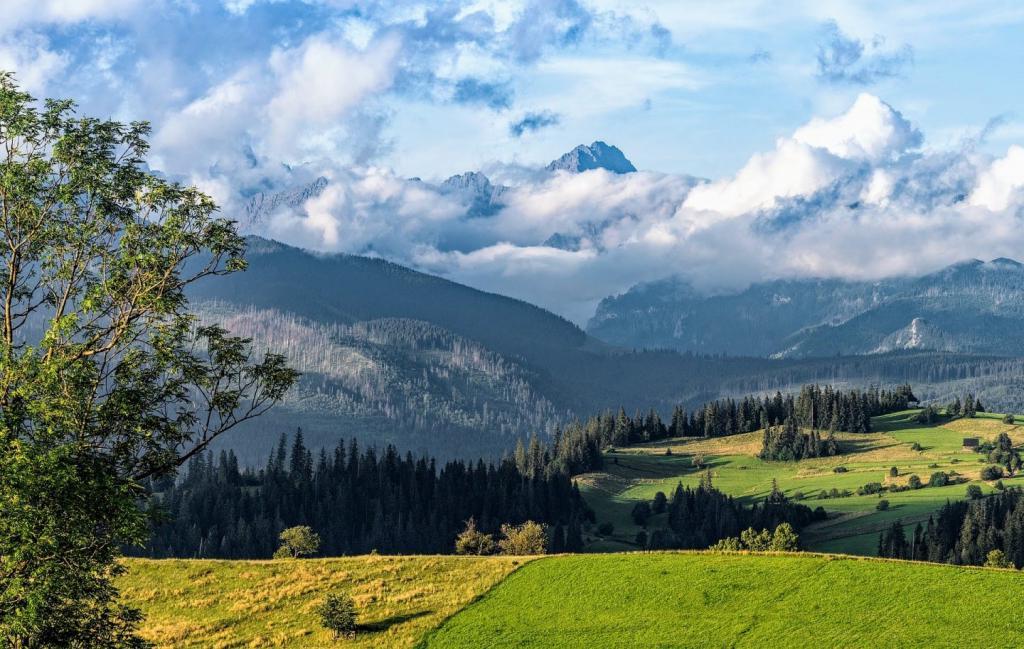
[877,488,1024,567]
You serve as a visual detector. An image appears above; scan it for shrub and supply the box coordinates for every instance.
[596,522,615,537]
[769,523,800,551]
[274,525,320,559]
[454,517,496,555]
[499,521,548,555]
[929,472,950,487]
[792,491,805,501]
[950,458,960,464]
[710,536,742,552]
[981,465,1005,481]
[1003,414,1015,425]
[966,484,984,500]
[908,474,922,489]
[740,527,772,551]
[910,442,923,451]
[833,466,848,473]
[876,499,890,511]
[316,592,358,639]
[889,466,899,478]
[985,549,1013,569]
[857,482,884,496]
[665,447,673,456]
[996,480,1006,491]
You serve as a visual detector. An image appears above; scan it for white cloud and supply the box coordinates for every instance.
[969,145,1024,211]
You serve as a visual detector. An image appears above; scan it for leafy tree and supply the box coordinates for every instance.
[876,499,890,511]
[985,549,1013,569]
[981,465,1005,481]
[889,466,899,478]
[907,474,922,489]
[929,472,950,487]
[651,491,667,514]
[966,484,984,500]
[740,527,772,551]
[498,521,548,555]
[274,526,321,559]
[454,517,496,556]
[769,523,800,551]
[316,591,358,639]
[0,73,297,646]
[631,501,652,526]
[1003,414,1015,425]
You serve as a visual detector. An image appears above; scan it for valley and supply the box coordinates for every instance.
[577,410,1018,556]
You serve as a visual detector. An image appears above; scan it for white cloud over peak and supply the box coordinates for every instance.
[792,93,921,162]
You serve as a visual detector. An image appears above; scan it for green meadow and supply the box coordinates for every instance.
[421,552,1024,648]
[576,410,1024,554]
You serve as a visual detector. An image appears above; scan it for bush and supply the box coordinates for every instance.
[792,491,805,501]
[499,521,549,555]
[929,472,950,488]
[966,484,984,500]
[985,549,1013,569]
[596,522,615,536]
[910,442,923,451]
[316,592,358,639]
[454,517,496,555]
[1003,414,1015,425]
[857,482,884,496]
[833,466,848,473]
[274,525,320,559]
[996,480,1006,491]
[770,523,800,551]
[981,465,1005,481]
[908,474,922,489]
[889,466,899,478]
[876,499,890,511]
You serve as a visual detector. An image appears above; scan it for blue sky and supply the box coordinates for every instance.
[5,1,1024,322]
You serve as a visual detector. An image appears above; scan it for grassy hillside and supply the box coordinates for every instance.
[122,552,1024,647]
[118,556,527,648]
[577,410,1023,554]
[422,552,1024,648]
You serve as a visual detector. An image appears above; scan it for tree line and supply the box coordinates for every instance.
[554,384,917,472]
[877,487,1024,566]
[133,430,591,559]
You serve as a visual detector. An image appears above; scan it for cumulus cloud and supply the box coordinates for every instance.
[816,20,913,85]
[242,92,1024,324]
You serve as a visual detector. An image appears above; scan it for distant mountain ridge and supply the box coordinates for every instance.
[588,258,1024,358]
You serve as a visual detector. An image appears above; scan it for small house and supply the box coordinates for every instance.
[962,437,980,449]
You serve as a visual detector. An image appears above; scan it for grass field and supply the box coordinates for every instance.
[118,556,528,648]
[421,552,1024,648]
[576,410,1024,554]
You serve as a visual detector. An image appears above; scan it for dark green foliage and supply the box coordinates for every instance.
[908,475,922,489]
[833,466,848,473]
[878,521,910,559]
[889,466,899,477]
[0,74,297,646]
[857,482,884,496]
[929,472,950,487]
[597,522,615,536]
[877,499,890,511]
[981,465,1005,481]
[134,432,589,558]
[316,592,357,639]
[879,488,1024,568]
[631,501,652,527]
[966,485,984,500]
[1003,414,1015,425]
[651,491,668,514]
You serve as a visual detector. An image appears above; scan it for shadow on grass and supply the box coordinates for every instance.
[359,610,432,633]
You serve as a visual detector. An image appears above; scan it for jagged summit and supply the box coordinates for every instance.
[546,141,637,174]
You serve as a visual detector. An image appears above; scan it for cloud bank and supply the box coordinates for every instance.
[246,93,1024,325]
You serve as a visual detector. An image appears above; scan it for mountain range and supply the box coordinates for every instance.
[186,237,1024,464]
[588,258,1024,358]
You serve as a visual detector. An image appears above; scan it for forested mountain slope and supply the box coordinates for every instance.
[187,239,1024,463]
[590,258,1024,358]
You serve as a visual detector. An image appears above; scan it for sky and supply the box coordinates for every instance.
[6,1,1024,323]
